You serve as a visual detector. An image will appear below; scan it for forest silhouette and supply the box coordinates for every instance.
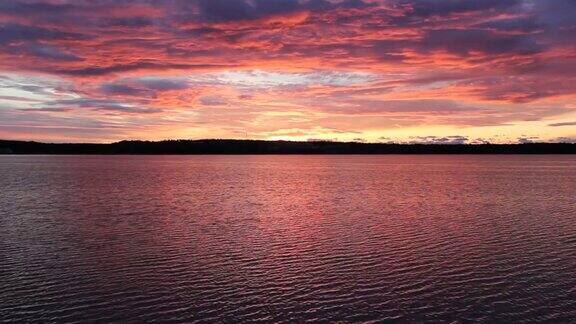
[1,139,575,155]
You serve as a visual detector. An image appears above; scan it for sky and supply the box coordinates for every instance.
[0,0,575,143]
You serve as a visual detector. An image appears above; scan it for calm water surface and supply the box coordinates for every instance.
[1,155,575,323]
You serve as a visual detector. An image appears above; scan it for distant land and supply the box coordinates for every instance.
[1,139,575,155]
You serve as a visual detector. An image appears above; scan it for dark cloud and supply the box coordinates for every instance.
[6,43,82,61]
[46,98,162,114]
[196,0,300,22]
[421,29,543,56]
[407,135,470,144]
[340,0,374,9]
[253,0,300,16]
[197,0,256,22]
[100,83,148,96]
[186,27,224,36]
[19,107,72,113]
[475,16,542,33]
[305,0,334,11]
[0,23,89,43]
[137,78,189,91]
[105,17,155,28]
[534,0,576,29]
[402,0,521,17]
[306,0,373,11]
[100,78,189,96]
[56,62,232,76]
[464,75,576,103]
[549,121,576,127]
[554,137,576,143]
[517,136,541,144]
[0,1,75,15]
[194,0,373,23]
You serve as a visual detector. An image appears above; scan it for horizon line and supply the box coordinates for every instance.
[2,138,576,146]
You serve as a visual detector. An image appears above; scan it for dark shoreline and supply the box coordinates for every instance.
[1,139,575,155]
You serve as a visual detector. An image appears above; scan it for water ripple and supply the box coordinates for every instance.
[1,155,575,323]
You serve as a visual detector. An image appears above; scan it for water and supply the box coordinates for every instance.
[1,155,575,323]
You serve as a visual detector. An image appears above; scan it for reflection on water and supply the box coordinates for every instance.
[1,155,576,322]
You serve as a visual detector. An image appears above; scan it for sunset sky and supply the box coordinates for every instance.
[0,0,575,143]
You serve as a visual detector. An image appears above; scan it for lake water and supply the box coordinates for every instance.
[1,155,575,323]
